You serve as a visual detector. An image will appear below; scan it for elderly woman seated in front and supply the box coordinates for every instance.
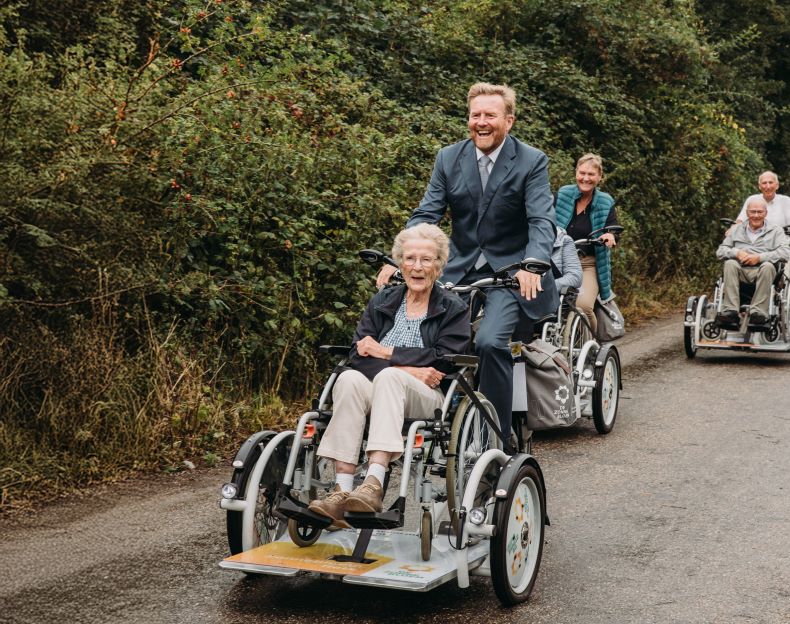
[309,223,469,526]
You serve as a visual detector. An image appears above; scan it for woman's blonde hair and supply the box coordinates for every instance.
[391,223,450,271]
[576,153,604,176]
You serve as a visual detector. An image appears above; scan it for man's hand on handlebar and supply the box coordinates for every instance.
[376,264,398,289]
[515,269,543,300]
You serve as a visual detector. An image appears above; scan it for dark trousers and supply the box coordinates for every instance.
[461,265,530,441]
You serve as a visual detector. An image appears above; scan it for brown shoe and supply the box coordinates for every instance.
[308,485,351,529]
[345,475,384,513]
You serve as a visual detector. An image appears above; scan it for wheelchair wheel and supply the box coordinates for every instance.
[420,510,432,561]
[446,393,500,528]
[490,462,545,606]
[226,433,290,555]
[287,518,322,547]
[592,349,620,434]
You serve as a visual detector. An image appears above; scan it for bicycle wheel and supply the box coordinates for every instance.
[592,348,620,434]
[226,433,290,555]
[563,310,593,371]
[446,393,500,528]
[490,462,545,605]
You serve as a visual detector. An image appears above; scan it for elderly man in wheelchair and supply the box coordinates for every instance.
[715,197,790,330]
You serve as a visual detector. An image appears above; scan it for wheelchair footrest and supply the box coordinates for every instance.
[747,322,772,332]
[276,496,332,529]
[344,508,404,530]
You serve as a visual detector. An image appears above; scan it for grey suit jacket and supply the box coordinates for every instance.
[407,135,558,318]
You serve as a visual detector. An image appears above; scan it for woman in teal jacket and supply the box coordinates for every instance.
[554,153,619,335]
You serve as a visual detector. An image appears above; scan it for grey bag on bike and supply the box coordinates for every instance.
[520,339,577,431]
[594,297,625,342]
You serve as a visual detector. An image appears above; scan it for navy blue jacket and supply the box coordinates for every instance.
[349,283,470,381]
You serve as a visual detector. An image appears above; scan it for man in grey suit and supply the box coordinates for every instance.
[378,82,557,441]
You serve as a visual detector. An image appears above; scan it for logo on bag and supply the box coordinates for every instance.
[554,385,570,404]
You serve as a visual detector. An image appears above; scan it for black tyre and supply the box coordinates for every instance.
[446,393,500,528]
[287,518,322,547]
[490,462,545,606]
[563,310,593,371]
[226,434,290,555]
[592,349,620,434]
[684,325,697,359]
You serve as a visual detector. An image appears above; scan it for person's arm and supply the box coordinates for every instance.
[348,293,392,379]
[759,232,790,264]
[716,231,737,260]
[522,151,556,262]
[598,204,620,247]
[516,150,556,299]
[554,236,583,292]
[407,148,448,227]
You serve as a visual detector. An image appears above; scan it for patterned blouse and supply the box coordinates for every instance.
[380,297,426,348]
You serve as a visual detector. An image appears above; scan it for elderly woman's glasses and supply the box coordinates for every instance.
[402,256,438,267]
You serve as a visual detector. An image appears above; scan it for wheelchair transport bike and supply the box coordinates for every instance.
[218,251,552,606]
[684,220,790,358]
[531,225,624,434]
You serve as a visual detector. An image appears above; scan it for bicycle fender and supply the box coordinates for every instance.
[494,453,550,526]
[594,343,623,390]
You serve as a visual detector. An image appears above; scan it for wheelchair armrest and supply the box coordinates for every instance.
[442,353,480,367]
[318,345,352,356]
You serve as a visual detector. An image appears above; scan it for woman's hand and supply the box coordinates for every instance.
[356,336,394,360]
[599,232,617,248]
[397,366,446,388]
[376,265,398,289]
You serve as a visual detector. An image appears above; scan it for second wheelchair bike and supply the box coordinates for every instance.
[219,253,552,606]
[684,220,790,357]
[531,225,623,434]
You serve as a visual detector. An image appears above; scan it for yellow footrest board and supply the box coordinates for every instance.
[223,541,393,576]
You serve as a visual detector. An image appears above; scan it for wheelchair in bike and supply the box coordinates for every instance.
[684,219,790,357]
[219,251,552,606]
[533,225,623,433]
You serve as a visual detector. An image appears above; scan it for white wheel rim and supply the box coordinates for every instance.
[505,476,542,592]
[599,356,619,426]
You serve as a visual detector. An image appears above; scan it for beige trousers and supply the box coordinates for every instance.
[317,368,443,465]
[722,259,776,315]
[577,255,599,334]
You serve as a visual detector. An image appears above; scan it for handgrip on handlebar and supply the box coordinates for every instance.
[494,257,551,276]
[359,248,398,268]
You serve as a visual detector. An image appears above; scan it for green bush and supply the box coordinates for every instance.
[1,0,787,507]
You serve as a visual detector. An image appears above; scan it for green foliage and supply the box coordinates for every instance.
[1,0,788,506]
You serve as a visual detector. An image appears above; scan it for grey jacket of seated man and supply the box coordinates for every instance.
[716,222,790,264]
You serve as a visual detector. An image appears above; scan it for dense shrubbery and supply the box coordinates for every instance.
[1,0,788,507]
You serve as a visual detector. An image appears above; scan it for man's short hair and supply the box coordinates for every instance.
[467,83,516,117]
[758,171,779,184]
[746,197,768,211]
